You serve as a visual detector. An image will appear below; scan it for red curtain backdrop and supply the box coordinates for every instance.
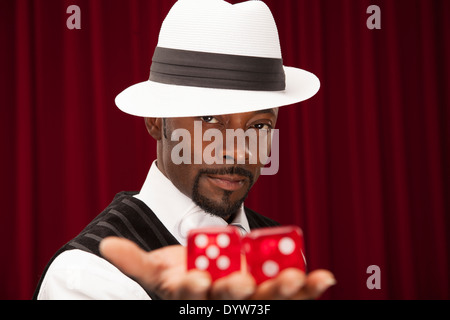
[1,0,449,299]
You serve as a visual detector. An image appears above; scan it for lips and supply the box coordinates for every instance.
[206,174,247,192]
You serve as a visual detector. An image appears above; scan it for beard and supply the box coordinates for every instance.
[191,166,254,219]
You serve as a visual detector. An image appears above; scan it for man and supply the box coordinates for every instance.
[34,0,335,300]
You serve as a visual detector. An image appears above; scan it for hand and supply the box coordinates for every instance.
[99,237,336,300]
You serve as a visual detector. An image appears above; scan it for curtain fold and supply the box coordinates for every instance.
[1,0,448,299]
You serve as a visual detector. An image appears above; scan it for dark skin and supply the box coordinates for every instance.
[100,109,336,299]
[147,109,278,220]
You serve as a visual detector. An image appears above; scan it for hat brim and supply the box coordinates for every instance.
[115,66,320,118]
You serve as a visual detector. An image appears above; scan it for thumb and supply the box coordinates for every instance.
[99,237,149,281]
[99,237,208,300]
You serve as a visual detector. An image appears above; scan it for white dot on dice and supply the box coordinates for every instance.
[216,233,230,248]
[194,234,208,248]
[206,245,220,259]
[278,236,296,255]
[262,260,279,277]
[195,256,209,270]
[216,256,230,270]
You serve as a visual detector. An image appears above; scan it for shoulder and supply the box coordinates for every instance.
[34,192,174,300]
[244,206,280,229]
[65,192,178,256]
[37,249,150,300]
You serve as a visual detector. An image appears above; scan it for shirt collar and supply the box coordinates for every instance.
[134,161,250,245]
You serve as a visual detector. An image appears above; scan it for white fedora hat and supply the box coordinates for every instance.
[115,0,320,118]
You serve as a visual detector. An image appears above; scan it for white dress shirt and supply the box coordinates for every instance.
[37,161,250,300]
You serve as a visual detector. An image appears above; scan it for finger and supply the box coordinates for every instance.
[251,268,306,300]
[175,270,212,300]
[210,272,256,300]
[292,269,336,300]
[99,237,186,298]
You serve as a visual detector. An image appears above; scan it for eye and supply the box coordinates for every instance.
[201,116,219,124]
[253,123,272,131]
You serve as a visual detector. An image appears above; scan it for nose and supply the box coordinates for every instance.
[222,133,253,164]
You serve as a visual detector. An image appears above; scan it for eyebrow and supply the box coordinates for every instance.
[253,108,277,116]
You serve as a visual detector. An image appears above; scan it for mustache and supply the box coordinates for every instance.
[197,166,254,181]
[192,166,254,218]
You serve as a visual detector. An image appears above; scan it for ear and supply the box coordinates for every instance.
[144,117,163,140]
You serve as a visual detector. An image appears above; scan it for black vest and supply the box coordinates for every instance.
[33,191,279,299]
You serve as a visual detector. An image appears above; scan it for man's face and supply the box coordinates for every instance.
[147,109,278,220]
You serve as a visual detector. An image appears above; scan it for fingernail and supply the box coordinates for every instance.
[230,284,255,299]
[317,277,337,293]
[196,277,212,289]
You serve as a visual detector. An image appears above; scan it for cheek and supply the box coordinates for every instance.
[250,166,262,187]
[256,131,273,165]
[165,163,197,197]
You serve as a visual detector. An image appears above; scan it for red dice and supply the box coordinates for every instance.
[187,225,306,284]
[242,226,306,284]
[187,226,242,281]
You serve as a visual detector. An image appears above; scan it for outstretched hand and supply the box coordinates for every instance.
[99,237,336,300]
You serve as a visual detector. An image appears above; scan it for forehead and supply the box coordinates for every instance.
[251,108,278,117]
